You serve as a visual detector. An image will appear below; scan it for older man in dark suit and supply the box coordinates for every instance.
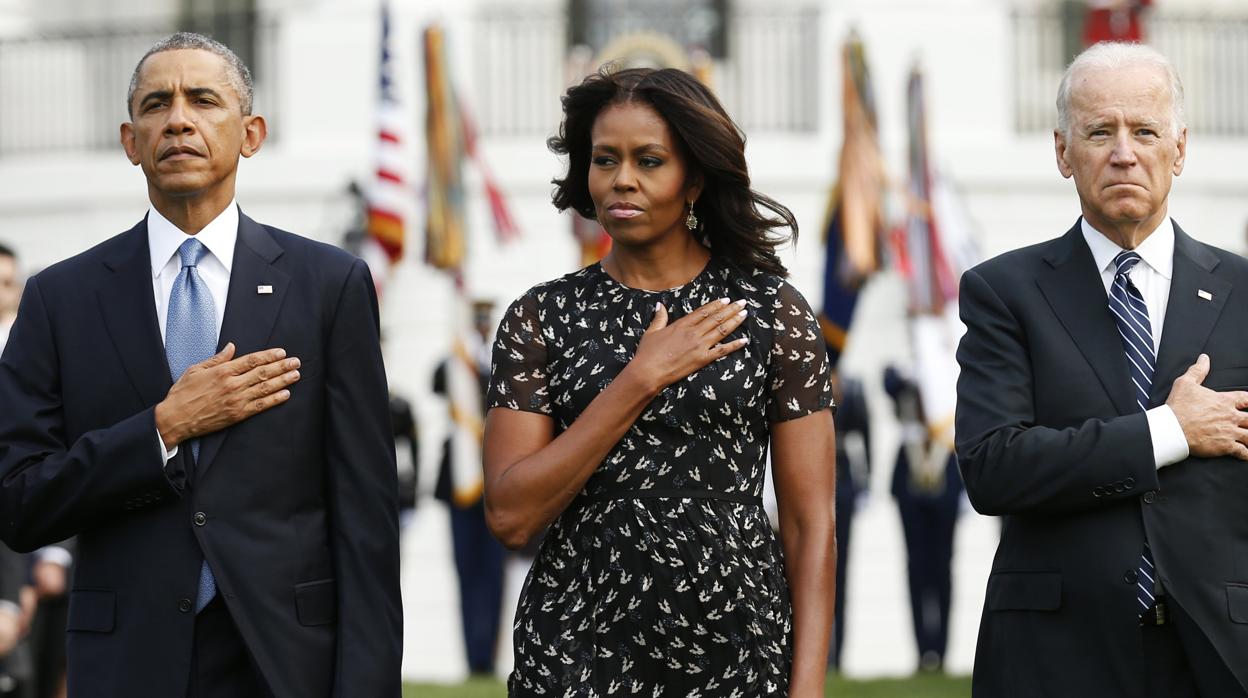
[957,42,1248,697]
[0,33,401,697]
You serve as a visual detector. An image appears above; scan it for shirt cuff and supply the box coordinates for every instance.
[156,428,178,467]
[34,546,72,568]
[1146,404,1189,469]
[0,601,18,618]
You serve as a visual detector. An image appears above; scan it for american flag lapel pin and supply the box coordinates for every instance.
[1197,289,1213,301]
[257,285,273,295]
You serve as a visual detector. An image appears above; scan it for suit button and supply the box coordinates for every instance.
[1124,569,1138,584]
[1092,487,1104,498]
[178,598,193,613]
[1143,491,1156,504]
[193,512,207,526]
[1125,477,1136,489]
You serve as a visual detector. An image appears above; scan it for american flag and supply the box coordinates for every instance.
[366,3,408,272]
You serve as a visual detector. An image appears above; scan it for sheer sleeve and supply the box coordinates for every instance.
[765,281,835,422]
[487,291,552,415]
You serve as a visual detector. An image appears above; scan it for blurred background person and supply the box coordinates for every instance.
[0,244,19,348]
[25,544,69,698]
[827,371,870,673]
[1083,0,1153,46]
[433,300,505,677]
[0,546,29,698]
[885,365,962,674]
[391,392,420,531]
[2,249,107,698]
[0,242,35,698]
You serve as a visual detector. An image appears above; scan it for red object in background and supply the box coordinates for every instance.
[1083,0,1153,46]
[572,212,611,267]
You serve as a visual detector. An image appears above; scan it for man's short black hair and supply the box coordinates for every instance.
[0,242,15,259]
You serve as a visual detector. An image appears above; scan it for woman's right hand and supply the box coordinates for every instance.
[625,298,750,394]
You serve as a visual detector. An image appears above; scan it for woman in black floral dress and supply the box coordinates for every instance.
[483,67,837,697]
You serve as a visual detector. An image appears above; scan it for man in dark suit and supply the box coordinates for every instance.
[0,33,401,697]
[957,42,1248,697]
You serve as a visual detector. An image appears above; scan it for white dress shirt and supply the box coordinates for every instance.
[1081,217,1189,470]
[148,201,238,463]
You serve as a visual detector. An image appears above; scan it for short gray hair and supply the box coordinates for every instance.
[1056,42,1185,139]
[127,32,254,117]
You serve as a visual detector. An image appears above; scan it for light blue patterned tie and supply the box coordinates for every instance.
[1107,250,1157,618]
[165,238,218,613]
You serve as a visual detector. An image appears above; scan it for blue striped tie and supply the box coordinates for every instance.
[165,238,219,613]
[1108,250,1157,617]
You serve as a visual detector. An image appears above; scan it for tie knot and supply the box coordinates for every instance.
[1114,250,1142,277]
[178,238,208,269]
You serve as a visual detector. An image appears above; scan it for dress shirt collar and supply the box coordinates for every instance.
[1081,216,1174,281]
[147,201,239,278]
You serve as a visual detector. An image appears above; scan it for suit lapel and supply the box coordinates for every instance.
[1149,225,1230,404]
[97,219,173,407]
[196,211,290,478]
[1036,223,1138,416]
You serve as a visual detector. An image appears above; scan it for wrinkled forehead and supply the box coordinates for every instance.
[1068,63,1173,121]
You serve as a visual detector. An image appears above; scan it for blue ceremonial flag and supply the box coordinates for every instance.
[819,191,857,366]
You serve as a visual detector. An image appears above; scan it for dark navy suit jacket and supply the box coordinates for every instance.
[0,211,402,697]
[956,220,1248,696]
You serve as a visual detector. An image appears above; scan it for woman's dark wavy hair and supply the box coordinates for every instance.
[548,66,797,277]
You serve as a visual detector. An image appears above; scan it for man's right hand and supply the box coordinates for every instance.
[1165,353,1248,460]
[154,343,300,449]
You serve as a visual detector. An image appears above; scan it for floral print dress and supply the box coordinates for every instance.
[488,256,834,697]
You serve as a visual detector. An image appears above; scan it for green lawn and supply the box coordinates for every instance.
[405,674,972,697]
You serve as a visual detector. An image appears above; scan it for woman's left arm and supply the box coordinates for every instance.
[772,407,837,696]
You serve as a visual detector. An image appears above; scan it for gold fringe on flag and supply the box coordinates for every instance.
[423,25,467,271]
